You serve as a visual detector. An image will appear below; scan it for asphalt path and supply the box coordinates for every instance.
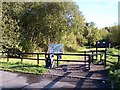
[0,70,77,89]
[0,64,111,89]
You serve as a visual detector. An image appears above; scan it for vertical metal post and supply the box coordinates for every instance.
[37,53,39,65]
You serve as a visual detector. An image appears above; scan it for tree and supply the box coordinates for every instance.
[2,2,23,49]
[108,26,120,45]
[85,22,105,46]
[1,2,92,52]
[19,2,86,51]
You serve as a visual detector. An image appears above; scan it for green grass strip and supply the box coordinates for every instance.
[0,61,49,75]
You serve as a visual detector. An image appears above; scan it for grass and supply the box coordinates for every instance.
[0,58,46,66]
[0,61,49,74]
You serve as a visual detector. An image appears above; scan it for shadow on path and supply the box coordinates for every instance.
[74,70,110,89]
[74,71,94,89]
[42,72,71,89]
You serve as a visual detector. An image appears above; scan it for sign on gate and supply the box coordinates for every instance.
[96,41,110,48]
[49,44,63,53]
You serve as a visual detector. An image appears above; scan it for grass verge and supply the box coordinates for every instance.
[0,61,49,75]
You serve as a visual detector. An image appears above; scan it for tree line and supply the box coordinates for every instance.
[1,2,120,52]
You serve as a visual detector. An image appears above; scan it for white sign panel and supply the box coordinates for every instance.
[49,44,63,53]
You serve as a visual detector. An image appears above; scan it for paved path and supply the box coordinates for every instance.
[0,64,111,89]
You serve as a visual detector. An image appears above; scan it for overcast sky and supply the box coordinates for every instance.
[74,0,119,28]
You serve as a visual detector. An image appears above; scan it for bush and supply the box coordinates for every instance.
[109,64,120,88]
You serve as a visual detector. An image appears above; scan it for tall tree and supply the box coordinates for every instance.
[2,2,89,52]
[108,26,120,45]
[2,2,23,48]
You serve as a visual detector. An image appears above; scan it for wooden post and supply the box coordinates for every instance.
[100,54,102,62]
[57,54,59,67]
[84,51,86,65]
[104,50,107,67]
[96,47,98,60]
[45,53,47,67]
[45,53,47,59]
[88,55,91,70]
[37,53,39,65]
[92,51,93,63]
[118,55,120,64]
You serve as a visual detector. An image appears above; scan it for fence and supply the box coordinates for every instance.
[1,52,46,64]
[1,49,117,69]
[0,52,93,69]
[106,53,120,65]
[84,50,120,66]
[84,50,107,67]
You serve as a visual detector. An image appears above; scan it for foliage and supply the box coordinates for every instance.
[107,48,120,88]
[0,61,49,74]
[2,2,85,52]
[2,2,23,48]
[107,48,119,65]
[108,26,120,45]
[2,2,109,52]
[108,64,120,88]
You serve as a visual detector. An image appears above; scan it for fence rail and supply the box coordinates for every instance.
[0,51,92,69]
[106,54,120,65]
[1,49,117,69]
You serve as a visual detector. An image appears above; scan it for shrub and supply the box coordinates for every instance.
[109,64,120,88]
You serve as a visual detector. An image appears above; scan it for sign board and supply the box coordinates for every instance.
[49,44,63,53]
[96,41,110,48]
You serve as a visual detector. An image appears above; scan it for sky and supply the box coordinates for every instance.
[74,0,119,28]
